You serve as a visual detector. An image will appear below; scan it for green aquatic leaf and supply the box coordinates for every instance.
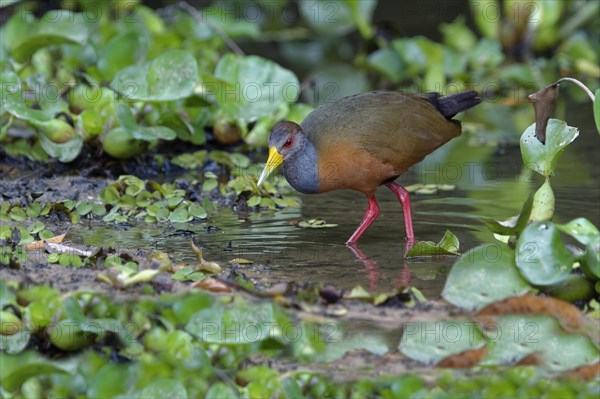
[556,217,600,246]
[111,49,198,102]
[481,315,599,372]
[520,119,579,177]
[581,237,600,280]
[399,320,486,365]
[440,16,477,52]
[530,178,555,222]
[214,54,299,122]
[0,354,69,392]
[9,11,90,63]
[469,0,499,39]
[298,0,355,36]
[367,48,404,82]
[516,222,575,286]
[97,30,148,81]
[138,379,187,399]
[442,244,532,310]
[482,193,534,236]
[406,230,460,257]
[38,132,83,163]
[206,383,238,399]
[0,72,54,123]
[186,302,274,344]
[116,104,176,141]
[281,377,305,399]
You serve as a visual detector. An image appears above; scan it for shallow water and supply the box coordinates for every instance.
[72,102,599,298]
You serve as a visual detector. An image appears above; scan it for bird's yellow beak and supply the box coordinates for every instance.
[257,146,284,186]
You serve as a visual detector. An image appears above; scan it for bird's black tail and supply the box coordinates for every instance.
[424,91,482,119]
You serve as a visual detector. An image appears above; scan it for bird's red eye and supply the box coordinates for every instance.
[283,138,293,148]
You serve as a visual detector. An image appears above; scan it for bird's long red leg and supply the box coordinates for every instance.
[345,194,380,245]
[385,182,415,243]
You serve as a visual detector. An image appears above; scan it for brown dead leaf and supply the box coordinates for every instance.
[559,361,600,381]
[191,278,232,293]
[516,353,543,366]
[476,294,585,332]
[25,233,66,250]
[436,346,488,368]
[528,82,559,144]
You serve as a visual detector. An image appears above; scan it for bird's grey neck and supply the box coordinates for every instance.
[283,140,319,194]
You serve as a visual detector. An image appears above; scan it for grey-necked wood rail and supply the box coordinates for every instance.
[257,90,481,245]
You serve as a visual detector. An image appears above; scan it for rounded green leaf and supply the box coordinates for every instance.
[481,315,599,372]
[188,203,207,219]
[516,222,575,286]
[520,119,579,177]
[111,49,198,102]
[530,179,555,222]
[442,244,532,310]
[169,207,190,223]
[556,217,600,246]
[399,321,486,365]
[10,11,90,63]
[138,379,187,399]
[97,31,148,81]
[100,186,120,205]
[38,133,83,163]
[214,54,299,122]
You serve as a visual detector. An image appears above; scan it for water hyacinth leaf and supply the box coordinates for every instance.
[406,230,460,257]
[367,48,403,82]
[116,104,138,132]
[186,302,274,344]
[86,363,133,398]
[440,16,477,52]
[193,6,260,40]
[214,54,300,122]
[482,193,533,236]
[0,72,53,122]
[581,237,600,280]
[10,11,90,63]
[556,217,600,246]
[298,0,355,36]
[206,383,238,399]
[38,132,83,163]
[97,30,148,81]
[469,0,498,39]
[343,0,377,38]
[399,320,486,365]
[0,357,69,391]
[481,315,600,372]
[442,244,532,310]
[281,377,305,399]
[111,49,198,101]
[520,119,579,177]
[115,104,176,141]
[530,179,555,222]
[138,379,188,399]
[516,222,575,286]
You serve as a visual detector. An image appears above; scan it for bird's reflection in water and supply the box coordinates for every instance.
[346,242,413,290]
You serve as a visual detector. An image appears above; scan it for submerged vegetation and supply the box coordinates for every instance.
[1,0,599,397]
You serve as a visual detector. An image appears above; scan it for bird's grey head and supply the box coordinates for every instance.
[268,121,305,161]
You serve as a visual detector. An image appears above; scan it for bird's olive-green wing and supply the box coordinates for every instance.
[301,92,462,172]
